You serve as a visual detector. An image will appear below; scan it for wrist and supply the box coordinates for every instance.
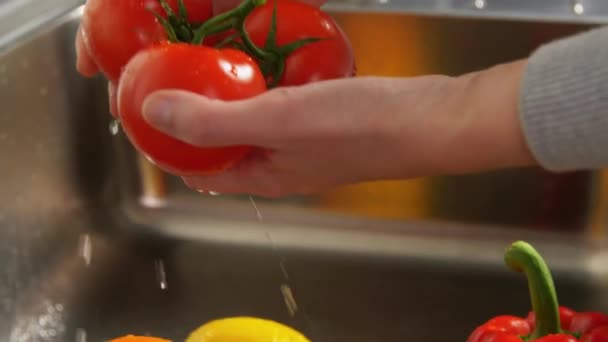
[446,59,537,173]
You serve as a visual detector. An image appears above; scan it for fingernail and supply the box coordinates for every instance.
[142,96,172,129]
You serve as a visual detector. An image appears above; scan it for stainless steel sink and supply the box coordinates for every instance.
[2,4,608,342]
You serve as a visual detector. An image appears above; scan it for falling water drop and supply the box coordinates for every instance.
[109,119,121,135]
[155,259,168,290]
[208,191,221,196]
[249,196,263,222]
[75,328,86,342]
[280,284,298,317]
[474,0,485,9]
[78,234,92,267]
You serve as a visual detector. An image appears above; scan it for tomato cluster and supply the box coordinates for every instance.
[80,0,355,175]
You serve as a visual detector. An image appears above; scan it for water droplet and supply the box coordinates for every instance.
[208,191,221,196]
[78,234,92,267]
[249,196,263,222]
[280,284,298,317]
[573,2,584,14]
[109,120,121,135]
[279,258,289,280]
[139,195,166,208]
[39,87,48,96]
[75,328,87,342]
[155,259,168,290]
[474,0,485,9]
[54,304,64,312]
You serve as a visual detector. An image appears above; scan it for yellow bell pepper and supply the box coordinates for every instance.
[186,316,310,342]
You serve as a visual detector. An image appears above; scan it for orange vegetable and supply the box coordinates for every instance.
[108,335,171,342]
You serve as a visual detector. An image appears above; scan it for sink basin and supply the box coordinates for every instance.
[2,4,608,342]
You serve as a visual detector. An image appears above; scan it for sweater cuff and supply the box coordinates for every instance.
[519,26,608,172]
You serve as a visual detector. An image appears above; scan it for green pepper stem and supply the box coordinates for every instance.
[191,0,266,44]
[504,241,562,340]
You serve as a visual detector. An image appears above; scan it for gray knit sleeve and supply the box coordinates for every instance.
[519,26,608,171]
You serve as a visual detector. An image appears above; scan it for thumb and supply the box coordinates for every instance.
[141,88,300,147]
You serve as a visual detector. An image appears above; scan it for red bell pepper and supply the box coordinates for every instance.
[467,241,608,342]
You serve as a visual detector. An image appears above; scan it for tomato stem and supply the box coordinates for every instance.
[237,19,274,60]
[236,0,322,87]
[191,0,266,44]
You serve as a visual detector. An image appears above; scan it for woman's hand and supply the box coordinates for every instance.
[140,60,536,197]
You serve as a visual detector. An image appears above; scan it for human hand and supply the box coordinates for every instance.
[138,61,536,198]
[135,76,471,197]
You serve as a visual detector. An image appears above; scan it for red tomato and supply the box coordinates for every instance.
[117,43,266,175]
[82,0,213,83]
[244,0,355,86]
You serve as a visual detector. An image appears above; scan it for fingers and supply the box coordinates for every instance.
[141,77,382,148]
[141,86,307,147]
[75,26,98,77]
[180,151,289,197]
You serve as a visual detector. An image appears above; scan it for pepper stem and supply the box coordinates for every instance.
[504,241,562,340]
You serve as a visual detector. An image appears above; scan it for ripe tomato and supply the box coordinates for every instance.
[244,0,355,86]
[81,0,213,83]
[117,43,266,175]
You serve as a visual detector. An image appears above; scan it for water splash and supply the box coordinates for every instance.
[78,234,92,267]
[10,301,66,341]
[154,259,168,290]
